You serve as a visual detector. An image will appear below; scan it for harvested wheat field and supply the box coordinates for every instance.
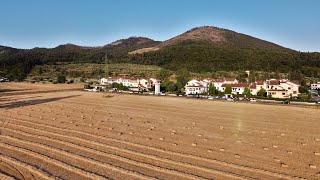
[0,83,320,179]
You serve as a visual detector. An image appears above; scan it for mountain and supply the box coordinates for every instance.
[108,37,159,47]
[0,45,21,54]
[128,26,310,73]
[130,26,289,54]
[1,27,320,80]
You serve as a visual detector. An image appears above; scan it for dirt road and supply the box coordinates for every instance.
[0,83,319,179]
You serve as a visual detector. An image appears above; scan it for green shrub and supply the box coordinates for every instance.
[57,75,66,83]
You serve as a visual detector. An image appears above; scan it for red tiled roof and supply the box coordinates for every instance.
[250,83,257,89]
[268,80,280,85]
[221,83,250,88]
[225,78,236,81]
[212,79,225,83]
[256,81,264,85]
[268,89,287,92]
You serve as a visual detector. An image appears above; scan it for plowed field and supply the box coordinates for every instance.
[1,83,319,179]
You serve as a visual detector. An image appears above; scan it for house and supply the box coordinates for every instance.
[185,79,207,95]
[249,79,300,98]
[100,76,118,85]
[267,89,289,98]
[249,83,258,95]
[311,82,320,90]
[221,83,250,95]
[265,79,299,98]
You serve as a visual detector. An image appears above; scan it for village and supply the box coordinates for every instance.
[92,74,320,103]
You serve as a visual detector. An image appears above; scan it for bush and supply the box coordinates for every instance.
[84,84,92,89]
[80,77,85,82]
[218,91,225,96]
[257,88,267,97]
[299,86,309,94]
[53,81,58,84]
[57,75,66,83]
[224,85,232,94]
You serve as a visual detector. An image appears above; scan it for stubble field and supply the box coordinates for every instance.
[0,83,319,179]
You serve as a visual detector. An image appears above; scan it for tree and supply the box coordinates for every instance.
[274,71,281,79]
[289,70,302,82]
[243,87,251,96]
[209,83,215,96]
[57,75,66,83]
[299,86,309,94]
[257,88,267,97]
[111,82,129,91]
[38,67,43,75]
[167,84,177,92]
[104,54,109,78]
[157,68,170,81]
[176,68,190,90]
[224,85,232,94]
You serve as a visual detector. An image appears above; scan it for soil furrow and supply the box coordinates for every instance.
[0,153,56,180]
[0,142,107,180]
[5,123,247,180]
[3,116,304,180]
[1,135,153,180]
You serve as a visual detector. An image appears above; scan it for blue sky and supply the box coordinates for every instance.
[0,0,319,52]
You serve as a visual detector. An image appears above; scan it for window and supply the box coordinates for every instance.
[288,87,291,90]
[282,93,285,95]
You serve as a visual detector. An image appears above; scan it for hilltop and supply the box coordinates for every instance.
[130,26,288,54]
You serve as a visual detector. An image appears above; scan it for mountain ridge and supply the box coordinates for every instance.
[130,26,290,55]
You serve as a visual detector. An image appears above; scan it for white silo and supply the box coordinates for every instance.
[155,82,161,95]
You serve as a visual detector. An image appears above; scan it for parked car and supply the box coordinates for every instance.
[0,77,9,82]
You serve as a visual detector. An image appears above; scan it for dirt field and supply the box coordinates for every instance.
[0,83,320,179]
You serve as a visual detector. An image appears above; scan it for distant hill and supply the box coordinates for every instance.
[128,26,319,76]
[130,26,289,54]
[0,45,21,55]
[1,27,320,80]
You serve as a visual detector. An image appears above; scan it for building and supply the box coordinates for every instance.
[221,83,250,95]
[185,78,239,95]
[185,79,207,95]
[265,79,299,98]
[184,78,299,98]
[100,76,160,92]
[311,82,320,90]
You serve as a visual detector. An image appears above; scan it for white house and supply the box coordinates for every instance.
[100,76,118,85]
[221,83,250,95]
[185,79,207,95]
[311,82,320,90]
